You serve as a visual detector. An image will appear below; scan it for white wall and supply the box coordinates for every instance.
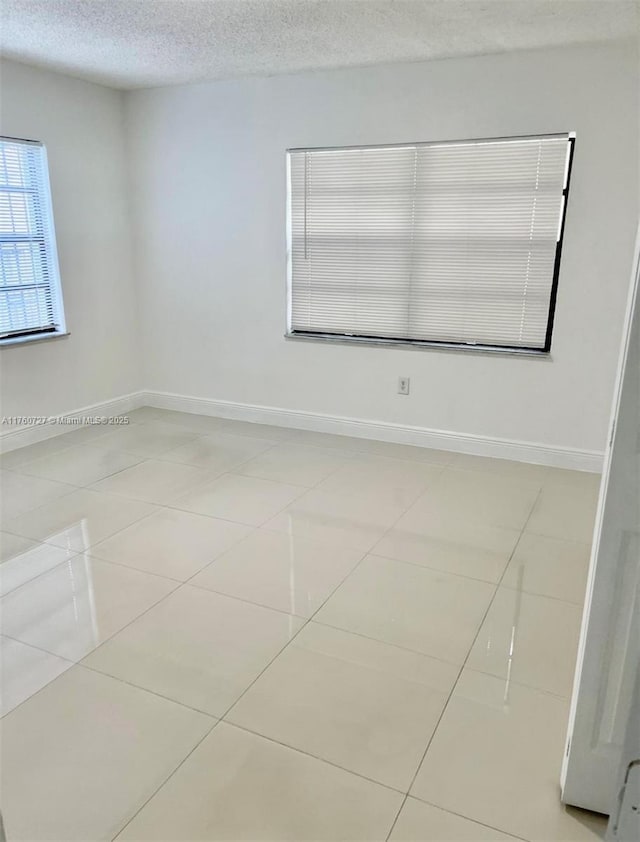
[126,41,638,455]
[0,60,140,421]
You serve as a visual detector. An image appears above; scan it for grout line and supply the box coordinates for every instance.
[3,420,595,839]
[310,618,573,702]
[366,548,510,586]
[103,517,396,834]
[385,793,409,840]
[81,552,186,585]
[179,579,310,619]
[1,482,161,545]
[0,572,183,720]
[2,503,163,572]
[152,439,282,471]
[310,618,464,668]
[0,635,77,720]
[220,719,407,794]
[104,484,413,835]
[0,628,220,725]
[173,447,410,594]
[6,446,148,488]
[77,660,219,720]
[384,487,545,841]
[400,796,531,841]
[498,580,587,607]
[0,483,79,523]
[110,718,222,841]
[0,548,82,599]
[161,470,310,522]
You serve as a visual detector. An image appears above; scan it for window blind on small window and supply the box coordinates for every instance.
[288,134,572,351]
[0,138,64,340]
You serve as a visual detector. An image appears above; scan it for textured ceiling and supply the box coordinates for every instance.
[0,0,637,90]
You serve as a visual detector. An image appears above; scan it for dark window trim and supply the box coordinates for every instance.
[543,135,575,353]
[286,329,549,356]
[0,326,59,341]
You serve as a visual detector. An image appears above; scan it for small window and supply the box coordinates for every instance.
[287,134,574,353]
[0,137,66,344]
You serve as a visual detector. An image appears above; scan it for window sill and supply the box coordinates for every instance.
[0,331,70,348]
[284,331,552,359]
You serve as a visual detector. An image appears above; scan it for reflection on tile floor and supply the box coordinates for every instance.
[0,408,605,841]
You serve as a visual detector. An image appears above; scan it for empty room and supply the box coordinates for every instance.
[0,1,638,840]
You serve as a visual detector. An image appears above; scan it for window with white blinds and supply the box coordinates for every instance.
[287,134,573,352]
[0,137,65,343]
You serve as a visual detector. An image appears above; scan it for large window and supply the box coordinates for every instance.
[287,134,574,353]
[0,137,66,344]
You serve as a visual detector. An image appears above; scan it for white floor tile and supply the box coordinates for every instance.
[127,407,226,433]
[289,429,370,452]
[0,470,75,522]
[0,531,36,562]
[0,635,73,716]
[235,442,353,486]
[92,458,211,504]
[0,434,78,469]
[1,666,212,842]
[0,415,601,842]
[155,410,229,433]
[290,434,452,464]
[161,431,275,472]
[190,528,363,616]
[173,473,305,526]
[216,418,296,441]
[3,488,156,551]
[315,555,494,664]
[466,586,582,697]
[409,468,541,531]
[389,798,519,841]
[0,539,75,596]
[451,452,550,483]
[90,508,251,580]
[373,527,512,583]
[393,502,521,557]
[355,439,454,465]
[51,421,129,446]
[126,406,179,424]
[227,622,458,789]
[13,444,142,487]
[265,487,407,551]
[84,585,304,716]
[544,468,602,494]
[316,455,443,508]
[94,421,201,457]
[1,555,177,661]
[116,722,403,841]
[502,532,591,604]
[526,480,600,543]
[411,669,607,841]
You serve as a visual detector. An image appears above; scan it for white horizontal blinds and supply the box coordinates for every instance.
[409,137,568,347]
[291,146,418,338]
[289,135,570,349]
[0,139,61,339]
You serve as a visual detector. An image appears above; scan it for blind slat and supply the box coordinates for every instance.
[288,135,571,350]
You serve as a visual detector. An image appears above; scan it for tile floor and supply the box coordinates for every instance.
[0,409,607,841]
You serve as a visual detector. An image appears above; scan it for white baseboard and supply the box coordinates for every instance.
[143,390,604,472]
[0,391,145,454]
[0,387,603,471]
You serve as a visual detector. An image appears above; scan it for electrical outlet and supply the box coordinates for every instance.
[398,377,410,395]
